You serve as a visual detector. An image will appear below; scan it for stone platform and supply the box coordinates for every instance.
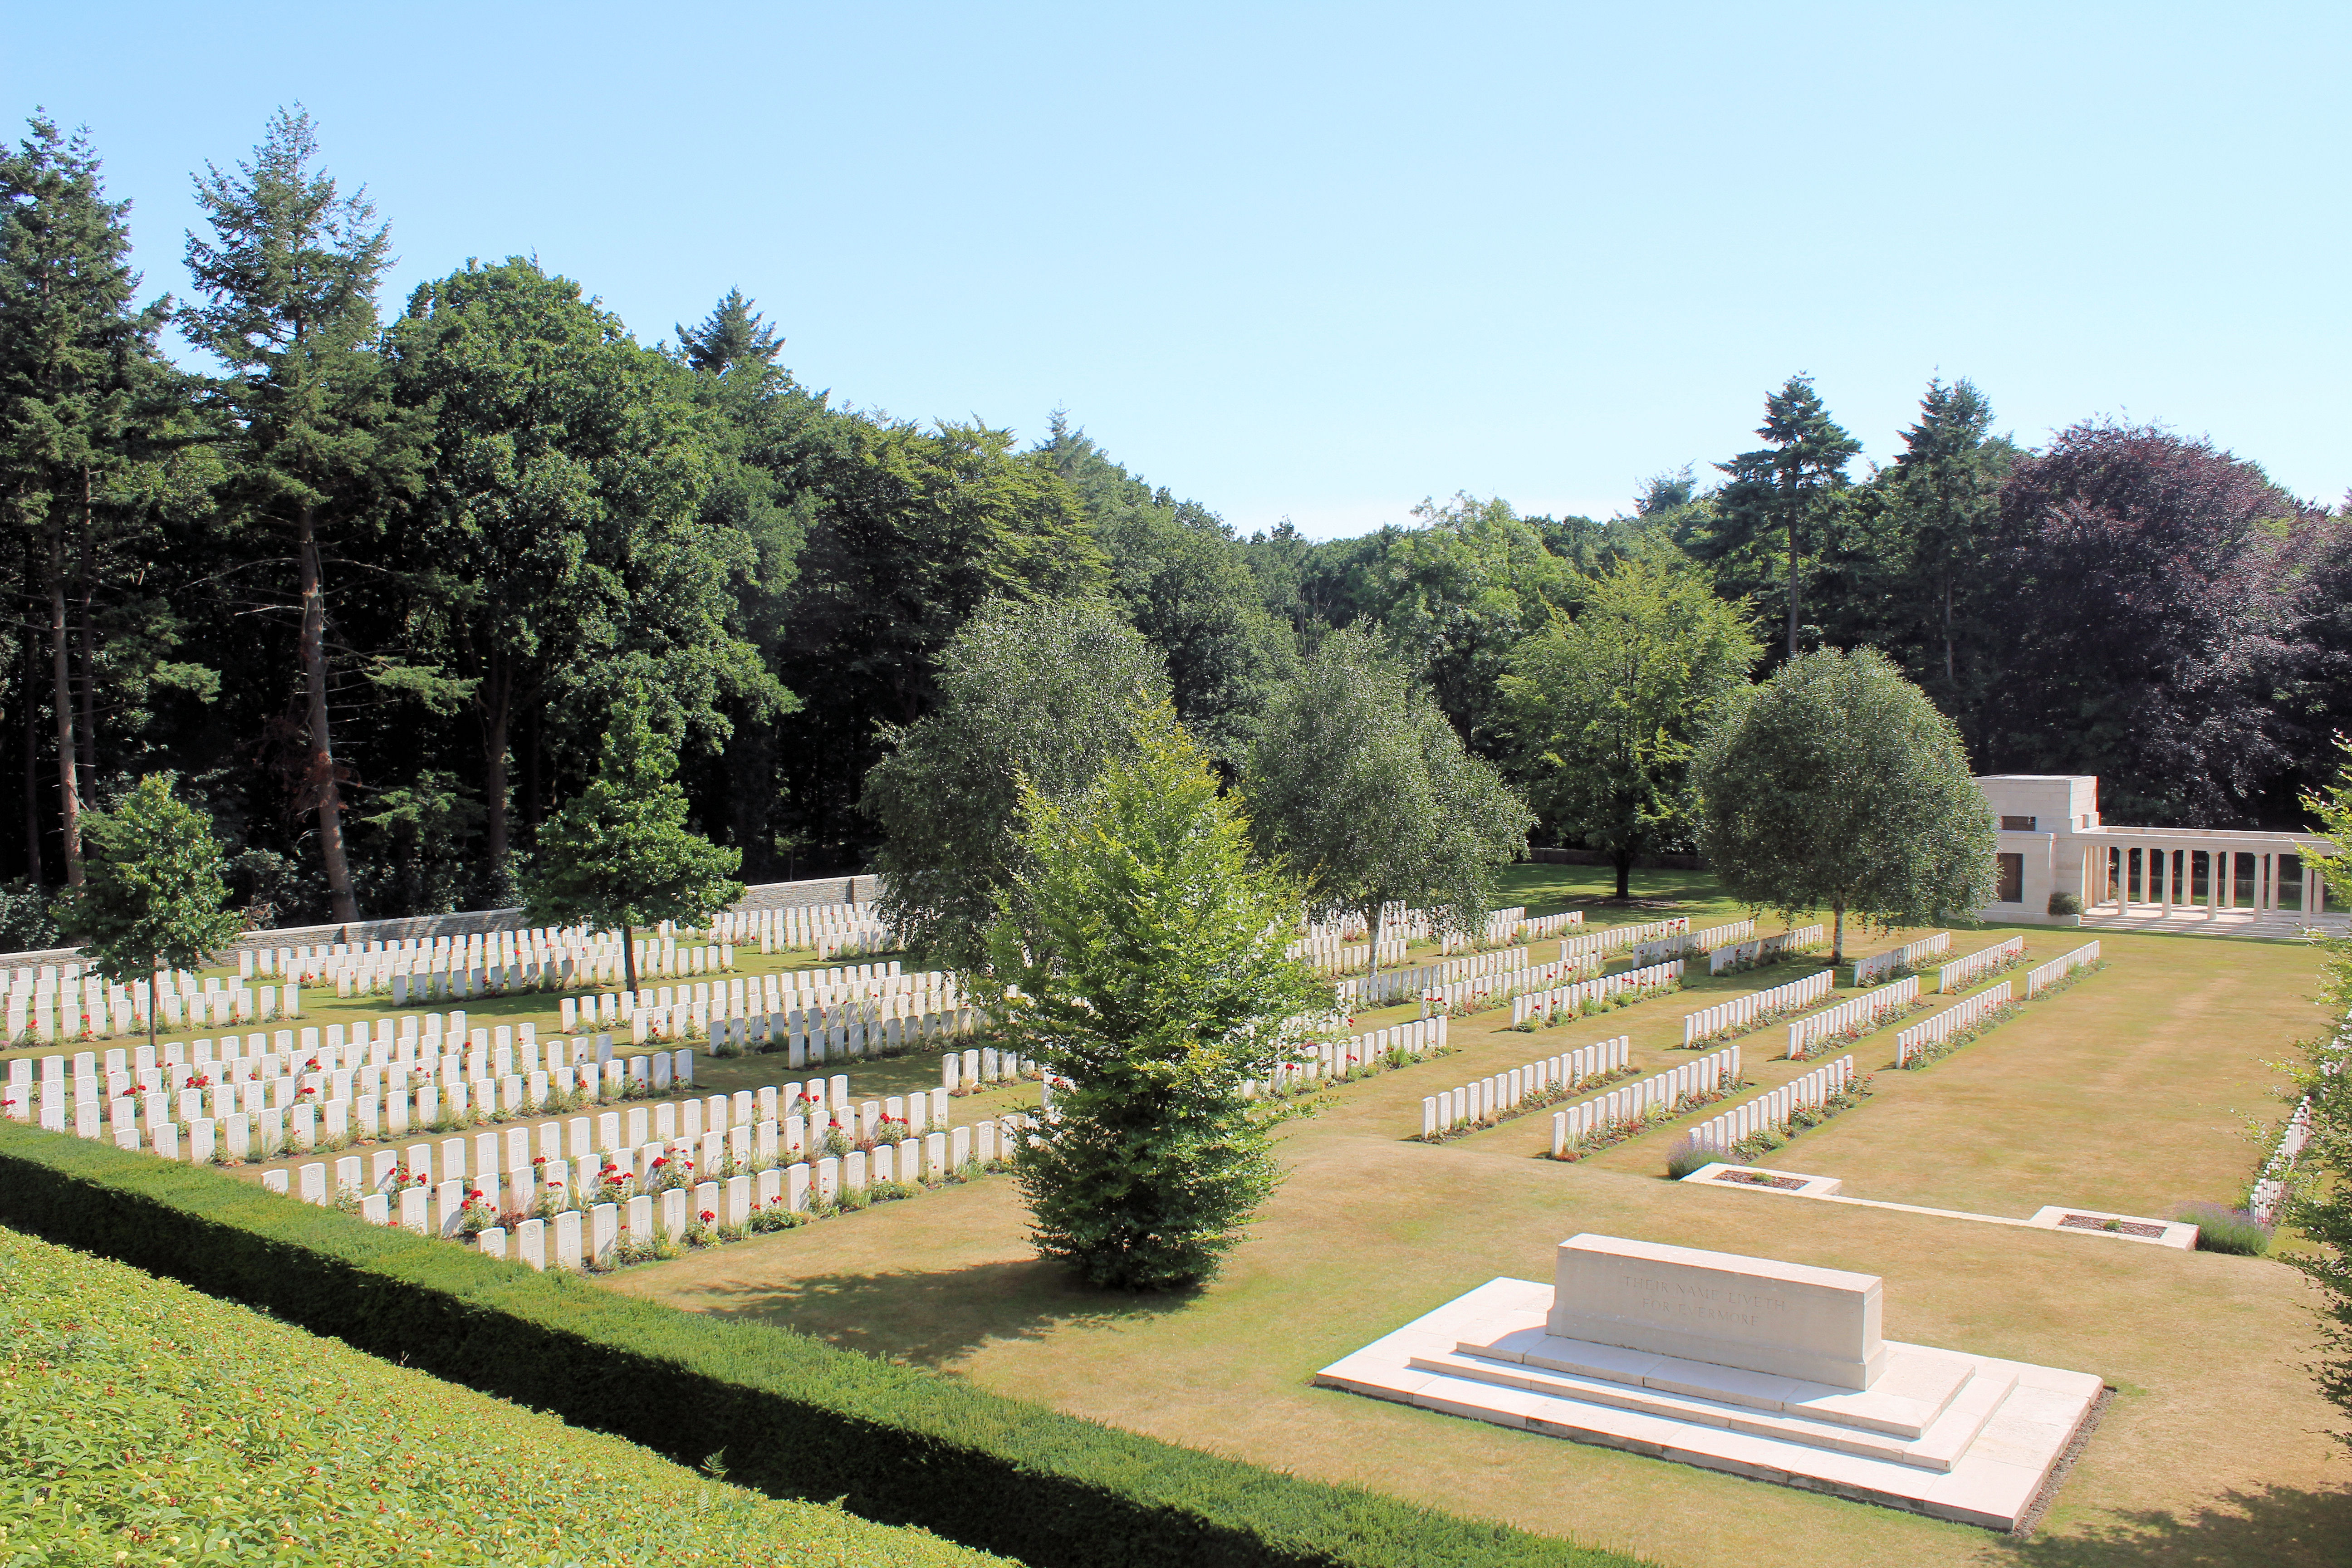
[1315,1274,2102,1530]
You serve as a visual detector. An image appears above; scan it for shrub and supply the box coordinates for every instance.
[0,1123,1625,1568]
[1663,1134,1720,1179]
[2180,1201,2272,1256]
[2049,892,2083,916]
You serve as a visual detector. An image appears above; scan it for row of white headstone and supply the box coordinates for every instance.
[1936,935,2025,993]
[1549,1044,1741,1155]
[2024,941,2102,995]
[1505,959,1686,1026]
[1263,1016,1450,1097]
[1423,1034,1633,1137]
[1334,946,1532,1009]
[1416,952,1604,1017]
[1893,980,2014,1065]
[1786,975,1921,1059]
[940,1045,1032,1091]
[1561,917,1687,964]
[1849,931,1952,986]
[744,902,897,959]
[1706,924,1827,975]
[2252,1008,2345,1221]
[1518,910,1587,941]
[1685,1054,1856,1156]
[1630,918,1754,968]
[267,1118,1016,1266]
[1680,969,1834,1047]
[8,977,304,1044]
[1286,933,1412,976]
[1440,906,1528,954]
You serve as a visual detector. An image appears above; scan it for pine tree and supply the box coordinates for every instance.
[182,105,420,922]
[1708,376,1861,658]
[0,114,169,886]
[676,288,782,377]
[524,682,743,993]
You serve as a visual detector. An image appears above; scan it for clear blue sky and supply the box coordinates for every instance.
[10,2,2346,537]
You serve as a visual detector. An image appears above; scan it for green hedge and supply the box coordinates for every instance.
[0,1123,1632,1568]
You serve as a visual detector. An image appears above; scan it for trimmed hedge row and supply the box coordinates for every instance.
[0,1123,1632,1568]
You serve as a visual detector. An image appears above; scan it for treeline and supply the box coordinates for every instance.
[4,107,2347,935]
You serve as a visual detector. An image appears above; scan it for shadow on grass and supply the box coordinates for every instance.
[2008,1485,2352,1568]
[686,1255,1199,1367]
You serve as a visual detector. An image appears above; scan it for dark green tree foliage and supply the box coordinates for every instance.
[524,685,743,992]
[1693,646,1995,962]
[384,258,771,888]
[1244,626,1533,955]
[1500,554,1760,896]
[863,597,1169,967]
[0,115,171,887]
[987,706,1320,1290]
[770,420,1105,858]
[1694,376,1861,660]
[669,289,819,881]
[1037,415,1295,761]
[1980,421,2320,825]
[182,106,423,923]
[55,772,242,1050]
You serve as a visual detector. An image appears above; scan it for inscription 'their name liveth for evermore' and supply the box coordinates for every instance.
[1618,1272,1792,1330]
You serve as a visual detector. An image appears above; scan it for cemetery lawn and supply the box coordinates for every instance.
[0,1222,1013,1568]
[612,912,2352,1568]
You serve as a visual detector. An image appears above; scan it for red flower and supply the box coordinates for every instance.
[699,1209,715,1222]
[531,1155,547,1165]
[650,1156,667,1168]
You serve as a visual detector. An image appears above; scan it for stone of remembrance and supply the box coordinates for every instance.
[1315,1234,2102,1530]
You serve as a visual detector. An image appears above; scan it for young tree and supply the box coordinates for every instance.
[1244,625,1534,963]
[0,114,171,886]
[1702,376,1861,659]
[984,704,1321,1290]
[55,773,242,1052]
[183,106,421,922]
[2285,747,2352,1445]
[863,596,1169,967]
[1693,646,1994,962]
[1499,554,1761,897]
[524,683,743,993]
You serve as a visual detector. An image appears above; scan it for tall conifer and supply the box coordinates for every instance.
[0,114,168,885]
[183,106,420,922]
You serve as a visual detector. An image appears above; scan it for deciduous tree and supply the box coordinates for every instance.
[1500,554,1760,897]
[863,596,1168,967]
[1245,625,1533,962]
[1693,646,1993,962]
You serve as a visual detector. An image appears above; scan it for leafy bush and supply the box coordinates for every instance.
[1663,1134,1720,1179]
[0,1124,1628,1568]
[2048,892,2083,916]
[0,1222,1008,1567]
[2180,1201,2272,1256]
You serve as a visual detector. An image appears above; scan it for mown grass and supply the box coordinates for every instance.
[0,1222,1014,1568]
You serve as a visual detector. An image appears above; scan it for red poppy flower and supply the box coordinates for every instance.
[699,1210,715,1222]
[650,1156,667,1168]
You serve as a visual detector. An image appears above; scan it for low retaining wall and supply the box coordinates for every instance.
[0,874,884,969]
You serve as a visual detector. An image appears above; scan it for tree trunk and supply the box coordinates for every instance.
[1614,850,1632,900]
[482,654,513,873]
[19,624,42,882]
[1830,900,1846,966]
[296,502,359,922]
[622,925,638,993]
[74,488,96,780]
[1941,568,1955,690]
[1785,506,1801,658]
[148,960,159,1055]
[45,519,80,887]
